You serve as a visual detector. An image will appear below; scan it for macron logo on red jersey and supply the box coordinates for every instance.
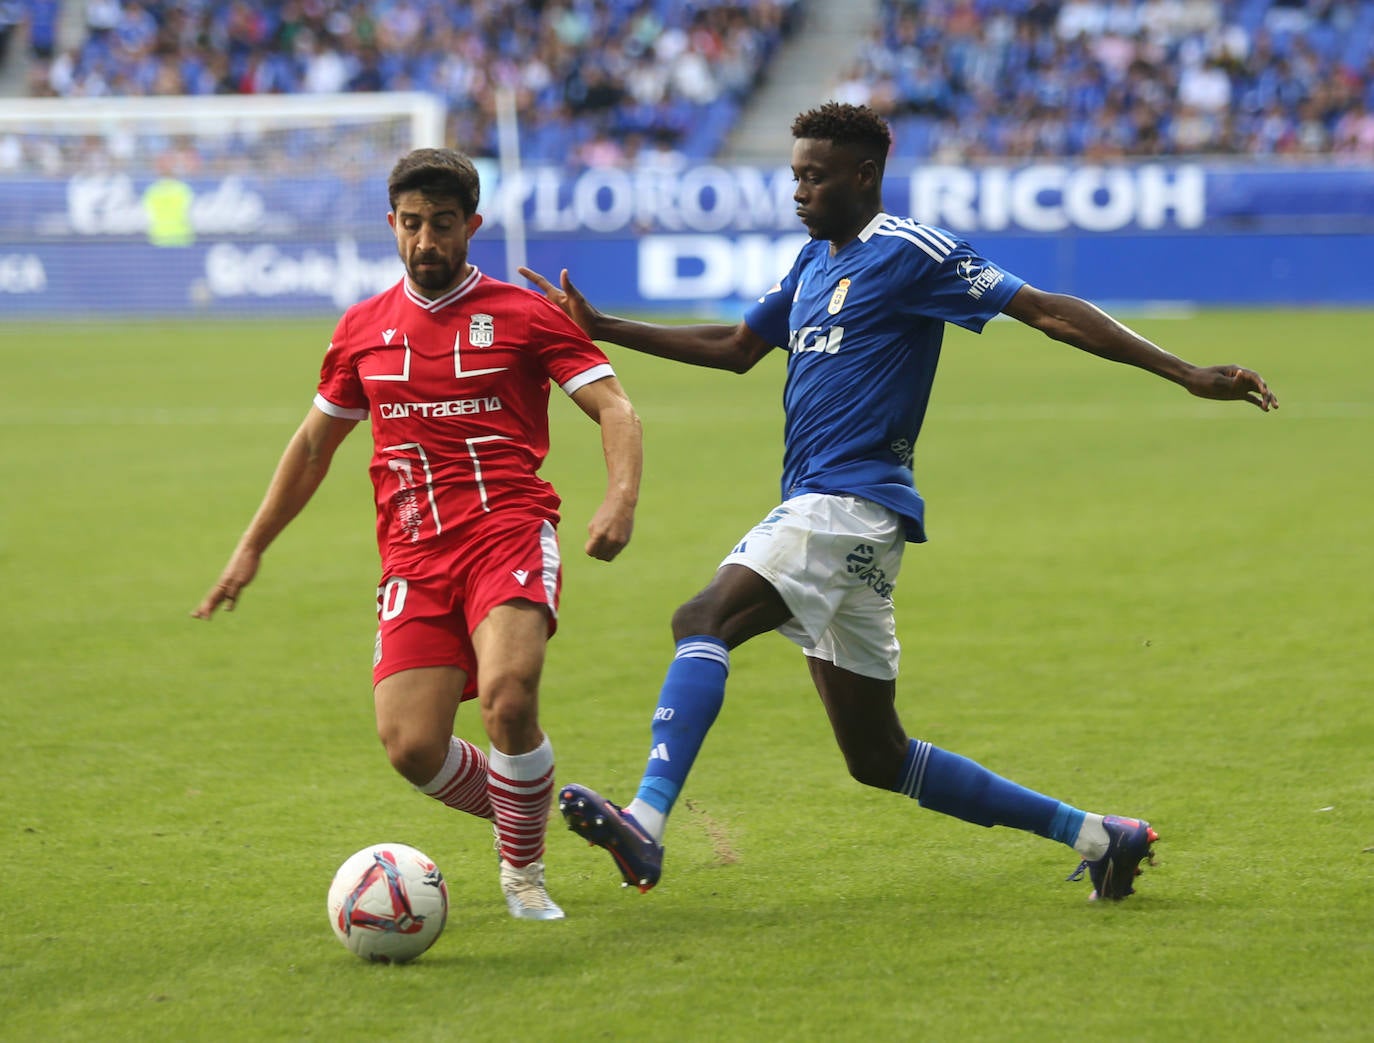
[366,332,410,382]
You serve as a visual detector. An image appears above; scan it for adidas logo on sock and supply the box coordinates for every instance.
[649,742,670,761]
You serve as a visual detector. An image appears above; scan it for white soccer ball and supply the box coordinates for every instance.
[327,843,448,963]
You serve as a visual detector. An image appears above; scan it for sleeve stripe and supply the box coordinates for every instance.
[313,393,368,420]
[874,225,949,263]
[559,362,615,397]
[914,223,957,252]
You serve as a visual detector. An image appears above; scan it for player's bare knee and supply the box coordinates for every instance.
[843,747,903,790]
[480,680,540,748]
[671,595,721,639]
[482,698,532,737]
[379,729,444,786]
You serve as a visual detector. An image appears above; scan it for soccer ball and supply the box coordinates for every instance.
[327,843,448,963]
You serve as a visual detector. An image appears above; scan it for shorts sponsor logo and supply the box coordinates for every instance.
[733,506,789,555]
[845,542,895,600]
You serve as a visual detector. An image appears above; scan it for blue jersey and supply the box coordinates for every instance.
[743,213,1025,543]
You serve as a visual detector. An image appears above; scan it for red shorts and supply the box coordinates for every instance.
[372,517,562,697]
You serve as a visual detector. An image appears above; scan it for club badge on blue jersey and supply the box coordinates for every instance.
[828,278,851,315]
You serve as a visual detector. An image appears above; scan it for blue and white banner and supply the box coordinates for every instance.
[2,162,1372,315]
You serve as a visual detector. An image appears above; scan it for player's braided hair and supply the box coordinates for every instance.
[388,148,481,216]
[791,103,893,172]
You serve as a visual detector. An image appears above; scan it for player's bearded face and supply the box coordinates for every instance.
[390,191,483,297]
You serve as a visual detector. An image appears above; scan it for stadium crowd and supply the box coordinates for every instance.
[836,0,1374,159]
[5,0,1374,162]
[11,0,798,165]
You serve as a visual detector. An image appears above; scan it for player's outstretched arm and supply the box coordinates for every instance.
[1003,284,1278,412]
[569,376,642,562]
[191,408,357,619]
[520,265,774,373]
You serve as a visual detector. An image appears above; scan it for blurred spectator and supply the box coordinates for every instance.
[1332,97,1374,157]
[0,0,23,67]
[26,0,59,62]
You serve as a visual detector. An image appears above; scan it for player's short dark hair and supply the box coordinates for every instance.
[791,103,893,172]
[387,148,481,216]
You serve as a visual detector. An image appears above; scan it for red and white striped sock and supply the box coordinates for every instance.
[489,737,555,869]
[418,737,494,820]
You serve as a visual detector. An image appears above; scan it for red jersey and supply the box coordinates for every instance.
[314,268,614,569]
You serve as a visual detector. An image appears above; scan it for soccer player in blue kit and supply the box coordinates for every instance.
[520,102,1278,902]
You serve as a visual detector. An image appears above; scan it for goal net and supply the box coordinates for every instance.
[0,92,448,313]
[0,92,446,180]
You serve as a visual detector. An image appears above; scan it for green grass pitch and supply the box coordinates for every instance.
[1,309,1370,1040]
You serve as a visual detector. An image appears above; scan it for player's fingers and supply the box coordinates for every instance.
[516,266,549,291]
[1236,368,1279,412]
[210,582,241,613]
[585,535,625,562]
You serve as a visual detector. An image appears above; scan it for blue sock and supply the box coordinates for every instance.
[896,739,1083,841]
[632,636,729,816]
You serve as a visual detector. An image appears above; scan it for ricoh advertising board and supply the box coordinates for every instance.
[2,162,1371,316]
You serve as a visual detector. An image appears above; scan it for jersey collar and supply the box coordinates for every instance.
[856,212,890,243]
[403,266,482,313]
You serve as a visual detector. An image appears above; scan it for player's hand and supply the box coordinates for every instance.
[1186,365,1279,412]
[191,548,261,619]
[518,266,601,336]
[584,501,634,562]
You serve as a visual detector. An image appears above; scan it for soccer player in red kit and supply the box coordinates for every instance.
[193,148,643,921]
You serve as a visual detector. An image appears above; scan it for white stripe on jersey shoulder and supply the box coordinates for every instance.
[560,362,615,397]
[403,266,482,313]
[313,392,368,421]
[863,213,957,264]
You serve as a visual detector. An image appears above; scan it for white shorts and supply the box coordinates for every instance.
[720,493,905,680]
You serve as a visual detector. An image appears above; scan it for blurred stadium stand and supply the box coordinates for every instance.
[723,0,880,160]
[839,0,1374,160]
[3,0,1373,163]
[3,0,803,166]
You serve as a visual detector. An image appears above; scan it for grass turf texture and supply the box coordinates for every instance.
[1,310,1370,1041]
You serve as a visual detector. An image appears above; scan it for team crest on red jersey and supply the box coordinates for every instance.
[468,313,495,348]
